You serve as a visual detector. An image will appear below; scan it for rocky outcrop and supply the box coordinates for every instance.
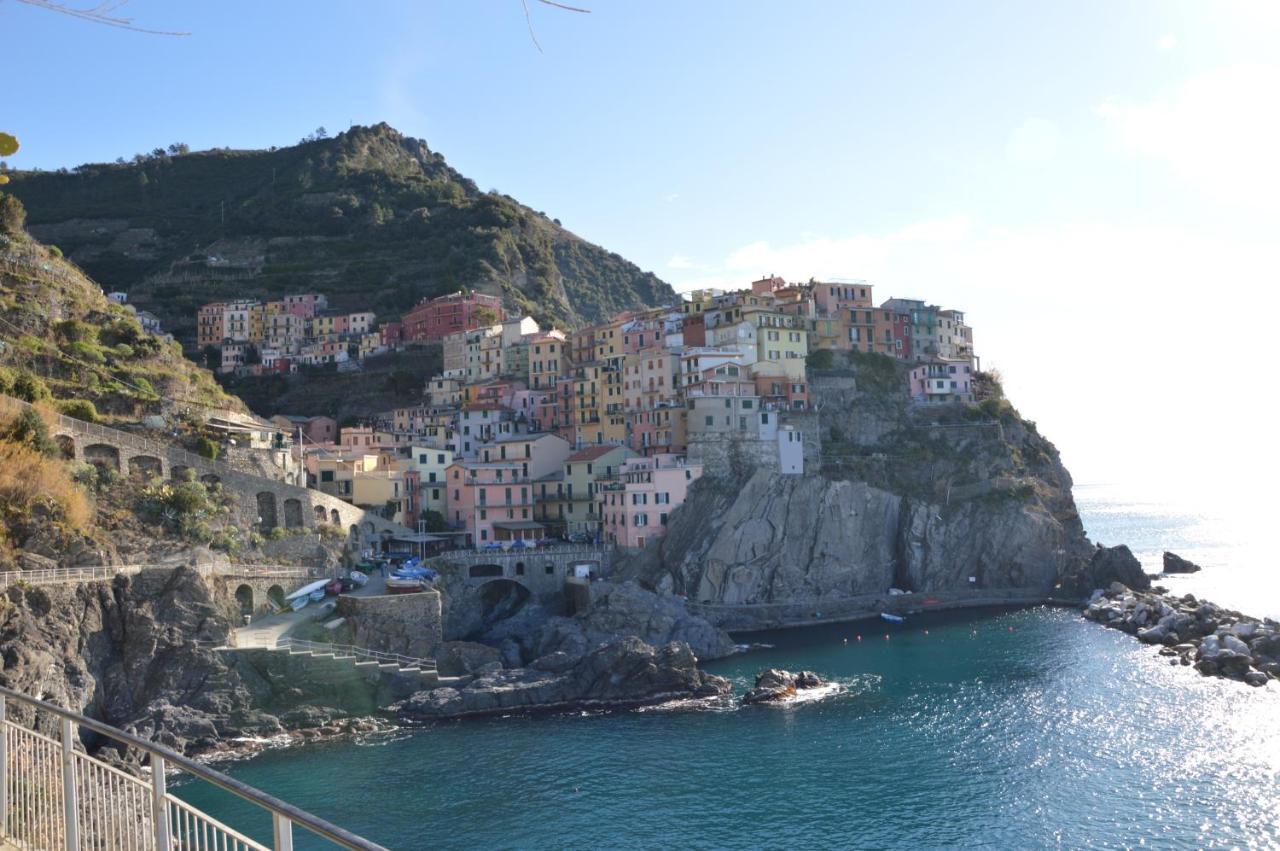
[1084,584,1278,686]
[532,582,736,662]
[742,668,827,704]
[0,567,393,756]
[392,637,731,720]
[619,468,1086,610]
[1059,544,1150,597]
[1162,551,1202,574]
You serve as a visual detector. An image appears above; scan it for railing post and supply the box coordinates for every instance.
[0,695,7,839]
[60,717,79,851]
[151,754,171,851]
[273,812,294,851]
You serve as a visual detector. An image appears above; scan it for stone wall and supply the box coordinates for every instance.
[335,591,444,660]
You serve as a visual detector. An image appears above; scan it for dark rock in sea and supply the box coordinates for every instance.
[742,668,828,704]
[392,637,731,721]
[1162,551,1202,574]
[1086,544,1150,591]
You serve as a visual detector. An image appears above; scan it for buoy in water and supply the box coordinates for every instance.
[842,638,848,644]
[884,634,890,640]
[924,630,929,635]
[856,635,862,641]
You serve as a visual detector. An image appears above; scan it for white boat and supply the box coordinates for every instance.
[879,612,905,624]
[284,579,329,602]
[289,596,309,612]
[308,589,326,603]
[348,570,369,587]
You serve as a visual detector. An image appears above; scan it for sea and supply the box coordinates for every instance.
[178,483,1280,850]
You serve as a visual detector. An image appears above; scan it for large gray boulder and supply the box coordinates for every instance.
[1162,551,1202,574]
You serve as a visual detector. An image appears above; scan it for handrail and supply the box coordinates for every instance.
[274,637,437,672]
[0,562,325,590]
[0,685,388,851]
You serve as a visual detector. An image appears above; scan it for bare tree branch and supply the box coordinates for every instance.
[14,0,189,35]
[521,0,589,52]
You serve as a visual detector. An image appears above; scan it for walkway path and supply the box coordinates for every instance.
[231,573,390,648]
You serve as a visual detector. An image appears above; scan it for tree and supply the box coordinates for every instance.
[314,126,328,140]
[0,192,26,235]
[0,132,17,185]
[167,142,190,155]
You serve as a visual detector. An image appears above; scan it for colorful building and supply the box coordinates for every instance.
[596,454,703,550]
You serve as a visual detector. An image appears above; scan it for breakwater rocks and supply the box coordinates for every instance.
[1084,584,1278,687]
[1162,551,1202,574]
[392,637,731,721]
[742,668,828,704]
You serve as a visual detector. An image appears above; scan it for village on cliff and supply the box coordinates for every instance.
[188,277,977,553]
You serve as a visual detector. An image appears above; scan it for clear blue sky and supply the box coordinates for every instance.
[5,0,1279,494]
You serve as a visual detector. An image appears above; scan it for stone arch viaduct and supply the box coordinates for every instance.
[8,397,411,551]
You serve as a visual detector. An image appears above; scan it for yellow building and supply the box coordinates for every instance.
[750,310,809,380]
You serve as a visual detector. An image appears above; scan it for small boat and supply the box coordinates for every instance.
[290,596,309,612]
[285,579,329,602]
[385,576,424,595]
[325,578,343,596]
[348,570,369,587]
[308,589,326,603]
[879,612,905,624]
[311,600,336,621]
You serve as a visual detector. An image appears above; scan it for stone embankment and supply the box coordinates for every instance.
[1084,583,1279,687]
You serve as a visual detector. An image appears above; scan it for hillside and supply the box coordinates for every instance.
[5,123,676,341]
[0,196,239,418]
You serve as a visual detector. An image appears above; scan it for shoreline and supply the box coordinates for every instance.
[690,589,1080,634]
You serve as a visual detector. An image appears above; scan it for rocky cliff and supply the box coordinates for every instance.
[619,360,1104,616]
[0,567,398,755]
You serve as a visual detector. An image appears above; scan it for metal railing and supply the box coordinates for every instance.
[274,638,437,672]
[0,563,324,591]
[0,686,387,851]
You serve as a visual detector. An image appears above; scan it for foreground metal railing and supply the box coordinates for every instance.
[0,686,387,851]
[274,638,437,672]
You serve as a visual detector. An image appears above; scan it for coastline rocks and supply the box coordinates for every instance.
[435,641,503,677]
[1084,584,1277,687]
[1162,551,1202,574]
[742,669,827,705]
[1083,544,1150,593]
[393,637,731,721]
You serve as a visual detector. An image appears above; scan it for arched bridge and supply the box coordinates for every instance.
[2,395,411,550]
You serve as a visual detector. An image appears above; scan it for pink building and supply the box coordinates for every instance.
[445,461,540,546]
[596,454,702,550]
[751,275,787,295]
[402,291,506,343]
[909,359,974,402]
[813,281,874,315]
[283,293,327,319]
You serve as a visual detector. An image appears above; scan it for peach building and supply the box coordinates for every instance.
[596,454,702,550]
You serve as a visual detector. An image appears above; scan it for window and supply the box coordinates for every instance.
[742,399,754,409]
[320,470,334,483]
[431,488,440,500]
[705,416,714,426]
[479,509,487,520]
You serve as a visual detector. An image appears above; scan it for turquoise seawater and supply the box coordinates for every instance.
[178,485,1280,850]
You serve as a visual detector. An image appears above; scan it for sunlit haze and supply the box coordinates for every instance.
[6,0,1278,499]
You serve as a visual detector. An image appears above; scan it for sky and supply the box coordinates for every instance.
[4,0,1279,500]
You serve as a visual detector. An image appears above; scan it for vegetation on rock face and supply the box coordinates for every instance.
[0,208,240,418]
[6,123,675,339]
[0,402,93,561]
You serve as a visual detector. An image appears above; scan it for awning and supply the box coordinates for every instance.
[492,521,546,531]
[388,532,449,543]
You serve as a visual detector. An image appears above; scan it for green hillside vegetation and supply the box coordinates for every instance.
[6,123,675,342]
[0,193,240,418]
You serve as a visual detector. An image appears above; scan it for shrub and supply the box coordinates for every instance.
[138,480,219,540]
[58,399,98,423]
[0,442,92,531]
[112,344,135,360]
[267,526,287,541]
[0,192,24,235]
[66,340,106,364]
[47,245,62,259]
[55,320,98,344]
[0,366,14,396]
[12,372,50,403]
[0,407,57,455]
[807,349,835,370]
[194,436,219,460]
